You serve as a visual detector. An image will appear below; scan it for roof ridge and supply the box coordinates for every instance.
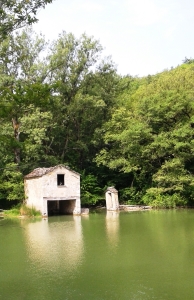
[24,165,80,179]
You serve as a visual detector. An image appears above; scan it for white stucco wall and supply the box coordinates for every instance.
[24,177,43,212]
[41,167,80,199]
[105,191,119,211]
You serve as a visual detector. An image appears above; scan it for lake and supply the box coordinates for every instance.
[0,209,194,299]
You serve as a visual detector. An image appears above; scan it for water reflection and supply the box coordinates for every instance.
[106,211,120,247]
[24,216,84,272]
[2,210,194,300]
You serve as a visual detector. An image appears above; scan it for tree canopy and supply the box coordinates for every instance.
[96,64,194,207]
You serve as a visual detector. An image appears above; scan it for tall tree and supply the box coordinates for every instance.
[46,32,119,170]
[0,28,51,165]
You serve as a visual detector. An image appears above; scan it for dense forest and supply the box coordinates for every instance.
[1,0,194,209]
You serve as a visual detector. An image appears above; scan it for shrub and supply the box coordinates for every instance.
[142,188,186,208]
[0,163,24,202]
[119,187,143,204]
[4,207,20,216]
[81,174,103,205]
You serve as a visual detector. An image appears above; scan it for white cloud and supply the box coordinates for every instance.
[164,25,177,39]
[71,0,104,13]
[125,0,167,26]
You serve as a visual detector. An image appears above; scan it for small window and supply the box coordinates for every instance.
[57,174,65,186]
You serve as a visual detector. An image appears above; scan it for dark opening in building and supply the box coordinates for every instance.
[57,174,65,186]
[47,200,76,216]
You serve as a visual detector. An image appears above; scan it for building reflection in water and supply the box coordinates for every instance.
[106,211,120,247]
[24,216,84,272]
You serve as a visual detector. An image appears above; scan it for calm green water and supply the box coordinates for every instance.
[0,209,194,300]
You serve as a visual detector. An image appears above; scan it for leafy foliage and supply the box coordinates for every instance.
[142,190,187,208]
[0,163,24,201]
[0,0,53,40]
[96,64,194,206]
[81,173,103,205]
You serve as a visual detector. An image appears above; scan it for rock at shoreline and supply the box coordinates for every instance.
[119,205,152,211]
[81,208,89,215]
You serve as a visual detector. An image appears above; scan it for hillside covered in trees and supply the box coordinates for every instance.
[1,1,194,208]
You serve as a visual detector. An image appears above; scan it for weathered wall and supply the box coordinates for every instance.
[41,166,80,200]
[105,191,119,211]
[24,177,43,212]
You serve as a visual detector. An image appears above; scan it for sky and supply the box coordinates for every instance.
[33,0,194,77]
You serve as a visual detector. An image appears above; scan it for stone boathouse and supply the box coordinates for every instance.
[24,165,81,216]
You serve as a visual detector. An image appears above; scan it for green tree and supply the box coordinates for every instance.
[96,63,194,206]
[0,163,24,203]
[0,0,53,40]
[0,28,51,165]
[46,32,119,170]
[81,173,103,205]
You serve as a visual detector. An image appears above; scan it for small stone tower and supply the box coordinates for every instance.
[105,187,119,211]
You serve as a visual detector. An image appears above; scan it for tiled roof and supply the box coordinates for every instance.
[24,165,80,179]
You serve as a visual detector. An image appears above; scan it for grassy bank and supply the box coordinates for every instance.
[3,204,41,218]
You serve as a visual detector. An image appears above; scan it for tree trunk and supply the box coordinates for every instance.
[12,117,20,164]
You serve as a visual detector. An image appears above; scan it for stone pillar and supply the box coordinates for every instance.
[73,197,81,215]
[105,187,119,211]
